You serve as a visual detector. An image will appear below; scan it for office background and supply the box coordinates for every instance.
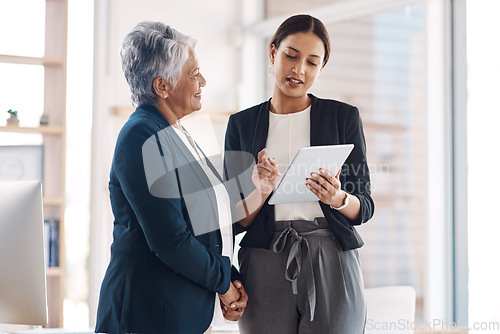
[1,0,499,331]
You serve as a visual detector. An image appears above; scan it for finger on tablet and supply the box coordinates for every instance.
[306,177,321,187]
[311,174,329,191]
[318,169,334,185]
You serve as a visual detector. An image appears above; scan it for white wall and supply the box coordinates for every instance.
[467,0,500,328]
[106,0,241,111]
[89,0,241,326]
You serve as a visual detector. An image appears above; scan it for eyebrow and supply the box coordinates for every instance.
[286,46,322,59]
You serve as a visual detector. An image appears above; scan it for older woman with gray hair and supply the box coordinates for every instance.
[95,21,247,334]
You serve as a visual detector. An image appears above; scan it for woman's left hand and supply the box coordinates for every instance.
[220,280,248,321]
[306,168,346,208]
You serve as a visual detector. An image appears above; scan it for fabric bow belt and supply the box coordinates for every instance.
[272,226,332,322]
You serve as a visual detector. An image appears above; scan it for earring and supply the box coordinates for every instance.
[163,95,167,99]
[267,63,274,77]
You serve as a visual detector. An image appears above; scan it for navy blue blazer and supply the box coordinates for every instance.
[224,94,374,251]
[95,104,235,334]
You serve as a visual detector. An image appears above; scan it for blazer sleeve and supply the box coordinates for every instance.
[341,106,375,225]
[114,124,231,294]
[223,115,241,181]
[224,115,254,235]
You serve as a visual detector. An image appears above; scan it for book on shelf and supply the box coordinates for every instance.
[43,219,59,268]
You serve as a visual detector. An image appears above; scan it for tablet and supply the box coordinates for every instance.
[268,144,354,205]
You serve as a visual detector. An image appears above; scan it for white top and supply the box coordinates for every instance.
[266,106,324,221]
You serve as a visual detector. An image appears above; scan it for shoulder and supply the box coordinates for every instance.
[113,105,174,166]
[311,94,358,114]
[310,94,361,124]
[117,105,170,147]
[229,100,269,123]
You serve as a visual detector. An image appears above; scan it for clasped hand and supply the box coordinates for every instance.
[218,280,248,321]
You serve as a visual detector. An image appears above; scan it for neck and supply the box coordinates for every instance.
[270,88,311,114]
[155,98,181,126]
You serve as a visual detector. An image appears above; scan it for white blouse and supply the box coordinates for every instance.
[266,106,324,221]
[172,125,233,258]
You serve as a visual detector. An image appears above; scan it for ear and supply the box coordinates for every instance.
[269,44,277,64]
[152,76,171,99]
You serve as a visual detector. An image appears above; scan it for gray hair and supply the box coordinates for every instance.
[121,21,196,106]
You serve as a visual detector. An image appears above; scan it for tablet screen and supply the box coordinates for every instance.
[268,144,354,205]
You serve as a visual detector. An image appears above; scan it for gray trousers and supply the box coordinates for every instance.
[238,218,366,334]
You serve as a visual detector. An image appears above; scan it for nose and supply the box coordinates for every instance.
[199,72,206,87]
[292,62,305,75]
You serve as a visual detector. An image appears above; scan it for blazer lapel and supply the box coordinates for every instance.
[139,105,221,235]
[160,126,218,210]
[177,128,224,223]
[180,126,224,184]
[251,99,271,158]
[309,94,322,146]
[189,133,224,184]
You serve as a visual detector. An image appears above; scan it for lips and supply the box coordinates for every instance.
[286,77,303,87]
[193,92,202,98]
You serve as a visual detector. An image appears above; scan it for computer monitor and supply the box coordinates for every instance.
[0,181,48,328]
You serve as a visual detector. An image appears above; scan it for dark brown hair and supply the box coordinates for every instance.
[270,14,331,67]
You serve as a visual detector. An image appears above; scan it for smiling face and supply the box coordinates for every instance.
[270,31,325,100]
[166,48,206,119]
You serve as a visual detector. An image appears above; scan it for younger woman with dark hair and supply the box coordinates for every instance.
[224,14,374,334]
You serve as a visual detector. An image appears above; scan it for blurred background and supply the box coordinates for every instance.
[0,0,498,331]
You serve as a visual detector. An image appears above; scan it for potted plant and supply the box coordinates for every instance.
[6,109,19,126]
[40,112,49,125]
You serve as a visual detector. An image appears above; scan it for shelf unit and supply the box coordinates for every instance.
[0,54,65,66]
[0,124,64,135]
[0,0,68,328]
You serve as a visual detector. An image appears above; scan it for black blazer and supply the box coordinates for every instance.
[224,94,374,251]
[96,104,237,334]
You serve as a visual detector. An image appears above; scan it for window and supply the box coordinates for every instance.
[0,63,45,127]
[0,0,45,57]
[259,0,451,322]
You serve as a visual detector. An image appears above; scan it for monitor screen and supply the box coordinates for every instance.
[0,181,48,327]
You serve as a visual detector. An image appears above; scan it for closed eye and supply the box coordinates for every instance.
[285,54,297,59]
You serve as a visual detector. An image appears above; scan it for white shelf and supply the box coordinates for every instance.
[0,54,64,66]
[0,125,64,136]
